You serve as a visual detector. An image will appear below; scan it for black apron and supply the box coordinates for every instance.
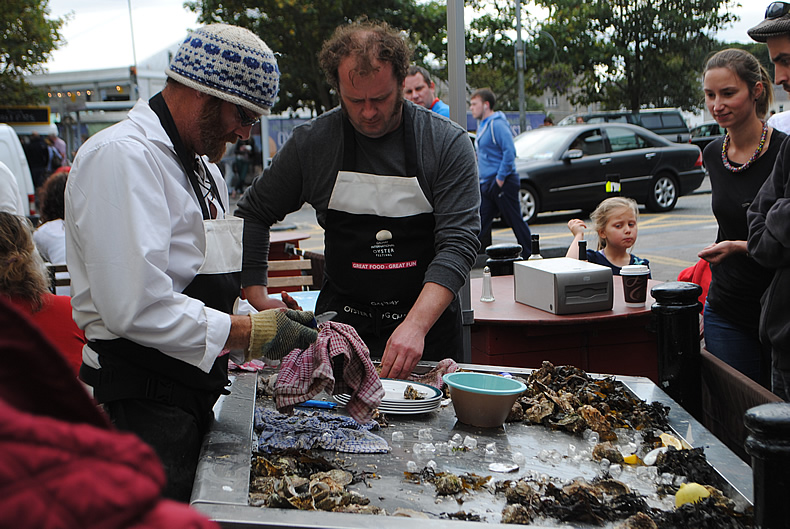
[315,112,462,360]
[80,93,241,427]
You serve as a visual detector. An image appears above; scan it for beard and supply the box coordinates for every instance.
[197,97,238,163]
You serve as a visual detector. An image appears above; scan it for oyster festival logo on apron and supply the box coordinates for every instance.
[352,228,417,271]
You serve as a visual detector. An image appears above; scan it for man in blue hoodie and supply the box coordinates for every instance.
[470,88,532,256]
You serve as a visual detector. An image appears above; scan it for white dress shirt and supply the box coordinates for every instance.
[65,99,233,373]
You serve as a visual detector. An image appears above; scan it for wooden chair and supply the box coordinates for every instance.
[284,243,325,288]
[267,259,314,291]
[46,263,70,294]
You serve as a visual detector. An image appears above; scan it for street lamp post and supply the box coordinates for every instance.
[515,0,526,133]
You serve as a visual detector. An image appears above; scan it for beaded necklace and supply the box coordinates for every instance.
[721,120,767,173]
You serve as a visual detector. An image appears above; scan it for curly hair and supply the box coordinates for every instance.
[319,19,412,92]
[0,212,50,311]
[589,197,640,251]
[38,167,69,223]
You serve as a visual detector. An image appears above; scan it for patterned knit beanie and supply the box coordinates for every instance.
[166,24,279,115]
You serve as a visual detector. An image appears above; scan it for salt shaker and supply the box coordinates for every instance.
[480,266,495,302]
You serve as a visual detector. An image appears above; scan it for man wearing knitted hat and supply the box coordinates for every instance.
[65,24,318,501]
[237,20,480,380]
[747,2,790,401]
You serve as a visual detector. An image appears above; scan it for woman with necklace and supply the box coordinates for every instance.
[698,48,785,386]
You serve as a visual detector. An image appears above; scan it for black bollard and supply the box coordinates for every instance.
[651,281,703,419]
[745,402,790,529]
[485,243,523,276]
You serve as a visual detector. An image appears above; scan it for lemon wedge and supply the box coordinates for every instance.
[675,482,710,507]
[660,433,684,450]
[622,454,641,465]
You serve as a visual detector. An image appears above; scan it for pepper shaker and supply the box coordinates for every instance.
[480,266,495,302]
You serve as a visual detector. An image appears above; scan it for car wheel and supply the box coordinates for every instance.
[519,185,539,224]
[646,173,678,212]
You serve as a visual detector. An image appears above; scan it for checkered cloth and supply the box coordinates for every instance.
[254,408,389,454]
[410,358,458,389]
[274,321,384,424]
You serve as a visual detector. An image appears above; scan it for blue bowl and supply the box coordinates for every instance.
[443,372,526,395]
[442,372,527,427]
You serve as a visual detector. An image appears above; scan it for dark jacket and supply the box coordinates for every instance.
[748,135,790,370]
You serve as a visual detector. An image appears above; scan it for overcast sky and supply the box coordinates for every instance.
[44,0,765,73]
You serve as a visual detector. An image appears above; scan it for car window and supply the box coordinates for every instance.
[640,115,662,129]
[606,126,648,152]
[661,113,686,128]
[569,129,605,155]
[514,127,575,160]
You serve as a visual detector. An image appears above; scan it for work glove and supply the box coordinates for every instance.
[247,308,319,362]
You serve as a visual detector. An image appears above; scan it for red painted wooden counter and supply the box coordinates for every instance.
[269,231,311,260]
[268,231,311,293]
[470,274,660,381]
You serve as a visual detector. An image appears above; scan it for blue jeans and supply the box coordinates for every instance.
[703,302,769,385]
[479,176,532,256]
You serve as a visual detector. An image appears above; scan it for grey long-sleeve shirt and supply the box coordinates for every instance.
[235,102,480,297]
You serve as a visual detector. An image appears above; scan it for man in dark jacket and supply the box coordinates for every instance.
[746,5,790,401]
[23,131,49,188]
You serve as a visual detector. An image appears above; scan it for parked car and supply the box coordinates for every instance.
[690,121,725,152]
[558,108,691,143]
[513,123,705,224]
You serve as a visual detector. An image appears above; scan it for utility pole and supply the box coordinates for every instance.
[515,0,526,134]
[127,0,140,100]
[447,0,473,363]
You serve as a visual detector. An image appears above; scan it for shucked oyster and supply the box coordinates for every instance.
[403,385,426,400]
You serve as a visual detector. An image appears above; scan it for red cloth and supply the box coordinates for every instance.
[677,258,711,313]
[274,321,384,423]
[7,293,86,374]
[0,296,219,529]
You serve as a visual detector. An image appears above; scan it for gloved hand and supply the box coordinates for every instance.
[247,309,319,362]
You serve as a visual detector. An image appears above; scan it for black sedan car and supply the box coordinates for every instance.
[513,123,705,223]
[690,121,725,152]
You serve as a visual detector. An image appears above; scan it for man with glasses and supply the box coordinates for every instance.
[747,3,790,401]
[65,24,318,501]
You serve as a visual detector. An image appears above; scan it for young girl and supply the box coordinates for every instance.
[699,48,784,385]
[565,196,649,275]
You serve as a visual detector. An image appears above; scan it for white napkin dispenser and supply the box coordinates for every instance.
[514,258,613,314]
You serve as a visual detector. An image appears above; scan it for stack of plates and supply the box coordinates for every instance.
[334,379,442,415]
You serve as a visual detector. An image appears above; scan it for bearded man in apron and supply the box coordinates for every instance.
[65,25,317,502]
[237,21,480,380]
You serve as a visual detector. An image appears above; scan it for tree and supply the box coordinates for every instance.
[185,0,446,115]
[1,0,67,105]
[463,0,578,112]
[535,0,740,112]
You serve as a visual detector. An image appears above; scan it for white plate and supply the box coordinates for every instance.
[333,379,442,407]
[332,379,444,415]
[377,403,441,415]
[379,379,442,402]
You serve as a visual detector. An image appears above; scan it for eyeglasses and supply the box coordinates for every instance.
[766,2,790,19]
[235,104,260,127]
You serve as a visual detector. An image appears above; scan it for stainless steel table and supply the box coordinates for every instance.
[190,364,753,528]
